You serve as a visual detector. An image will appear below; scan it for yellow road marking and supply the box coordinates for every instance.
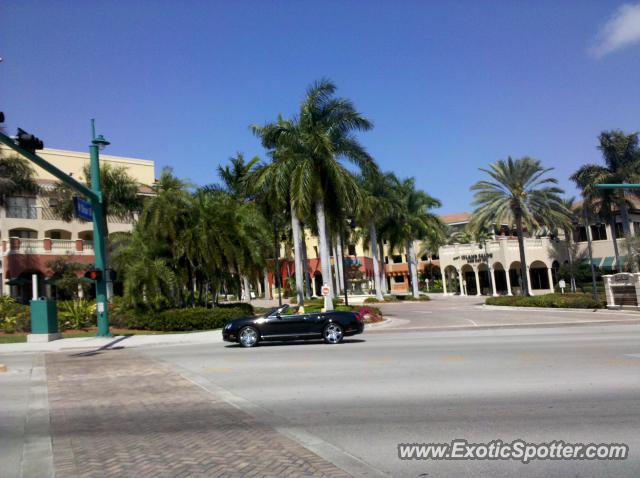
[442,355,466,362]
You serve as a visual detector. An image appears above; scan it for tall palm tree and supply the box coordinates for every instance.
[253,79,377,310]
[356,171,399,301]
[469,157,569,296]
[571,130,640,272]
[0,155,39,206]
[385,178,443,298]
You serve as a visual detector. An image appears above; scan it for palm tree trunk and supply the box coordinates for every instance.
[290,202,305,305]
[515,213,530,296]
[263,267,271,299]
[334,237,344,294]
[379,241,388,294]
[608,212,621,268]
[618,196,638,272]
[370,222,384,301]
[563,227,577,293]
[407,240,420,298]
[300,230,312,299]
[315,196,334,310]
[242,274,251,302]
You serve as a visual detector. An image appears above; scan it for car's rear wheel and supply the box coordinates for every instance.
[323,323,344,344]
[239,326,259,348]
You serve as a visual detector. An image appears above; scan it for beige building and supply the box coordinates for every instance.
[1,147,154,300]
[438,208,640,296]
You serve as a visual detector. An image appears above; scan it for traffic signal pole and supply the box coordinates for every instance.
[90,137,110,336]
[0,121,111,336]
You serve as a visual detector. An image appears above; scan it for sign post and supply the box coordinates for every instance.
[321,284,331,312]
[558,279,566,294]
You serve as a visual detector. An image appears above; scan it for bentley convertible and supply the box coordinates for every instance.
[222,304,364,348]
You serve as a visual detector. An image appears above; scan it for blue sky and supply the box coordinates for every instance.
[1,0,639,213]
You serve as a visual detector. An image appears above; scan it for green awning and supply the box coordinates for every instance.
[581,257,602,267]
[601,256,615,270]
[5,277,31,286]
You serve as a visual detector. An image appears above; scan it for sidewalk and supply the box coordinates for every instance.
[46,349,350,477]
[0,330,224,353]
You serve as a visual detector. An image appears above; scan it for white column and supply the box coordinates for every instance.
[458,269,465,296]
[474,268,481,296]
[442,270,448,295]
[490,267,498,296]
[547,268,555,293]
[506,269,513,296]
[526,266,534,296]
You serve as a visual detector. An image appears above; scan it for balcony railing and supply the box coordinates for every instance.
[2,238,94,255]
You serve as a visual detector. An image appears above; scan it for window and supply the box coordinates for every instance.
[393,275,405,283]
[392,255,403,263]
[6,197,37,219]
[420,255,428,261]
[313,246,319,258]
[347,244,357,256]
[590,224,607,241]
[614,222,624,238]
[10,229,37,239]
[574,226,588,242]
[384,256,389,264]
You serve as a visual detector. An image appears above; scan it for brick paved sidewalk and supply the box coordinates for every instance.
[46,350,350,478]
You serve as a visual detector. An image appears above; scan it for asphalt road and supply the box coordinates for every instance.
[142,312,640,478]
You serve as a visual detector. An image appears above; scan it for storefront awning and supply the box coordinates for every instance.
[5,277,31,286]
[581,257,602,267]
[601,256,615,270]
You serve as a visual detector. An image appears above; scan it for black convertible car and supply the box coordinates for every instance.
[222,304,364,347]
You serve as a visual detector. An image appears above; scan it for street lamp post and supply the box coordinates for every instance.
[89,120,111,336]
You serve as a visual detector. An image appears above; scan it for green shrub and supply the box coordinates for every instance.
[364,297,380,303]
[114,305,252,331]
[58,300,97,330]
[485,293,604,309]
[0,296,30,333]
[216,302,254,315]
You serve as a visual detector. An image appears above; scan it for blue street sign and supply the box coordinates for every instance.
[73,196,93,221]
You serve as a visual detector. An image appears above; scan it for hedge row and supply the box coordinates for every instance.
[485,293,604,309]
[364,294,431,303]
[111,303,254,331]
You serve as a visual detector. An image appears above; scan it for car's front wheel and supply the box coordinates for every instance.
[238,326,259,348]
[323,323,344,344]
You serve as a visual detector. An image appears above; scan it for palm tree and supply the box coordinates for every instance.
[571,130,640,272]
[469,157,569,296]
[0,155,39,206]
[385,178,443,298]
[51,163,142,229]
[356,171,400,301]
[253,79,377,310]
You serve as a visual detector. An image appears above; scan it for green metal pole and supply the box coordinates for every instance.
[90,134,110,336]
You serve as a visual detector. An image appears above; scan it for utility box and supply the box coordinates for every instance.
[28,299,61,343]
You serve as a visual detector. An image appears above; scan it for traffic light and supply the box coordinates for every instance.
[84,269,103,281]
[16,127,44,153]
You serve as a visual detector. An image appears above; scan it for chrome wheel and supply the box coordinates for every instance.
[323,323,344,344]
[239,326,259,348]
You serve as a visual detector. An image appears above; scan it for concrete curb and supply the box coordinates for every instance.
[366,318,640,333]
[480,304,640,315]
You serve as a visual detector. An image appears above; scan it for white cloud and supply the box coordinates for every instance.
[590,2,640,58]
